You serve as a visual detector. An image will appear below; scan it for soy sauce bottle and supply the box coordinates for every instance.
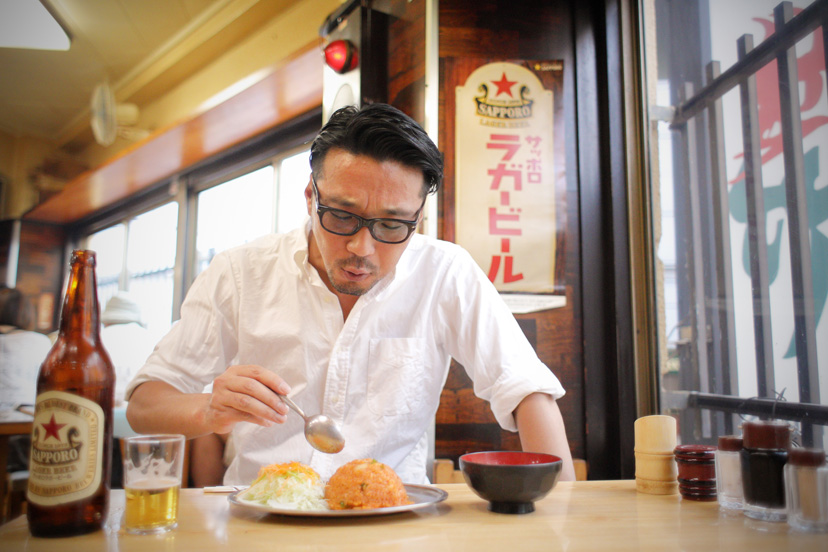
[740,420,790,522]
[27,250,115,537]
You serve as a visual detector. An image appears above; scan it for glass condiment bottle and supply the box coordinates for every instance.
[716,435,744,510]
[26,250,115,537]
[785,447,828,533]
[740,420,790,522]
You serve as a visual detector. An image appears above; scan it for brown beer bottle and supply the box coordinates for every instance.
[27,250,115,537]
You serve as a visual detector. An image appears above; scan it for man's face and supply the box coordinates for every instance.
[306,148,425,298]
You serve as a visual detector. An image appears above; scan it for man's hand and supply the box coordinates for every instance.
[206,365,292,434]
[126,365,291,439]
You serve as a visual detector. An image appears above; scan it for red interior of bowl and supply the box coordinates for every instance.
[462,451,562,466]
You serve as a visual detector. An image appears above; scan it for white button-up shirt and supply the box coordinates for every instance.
[126,225,565,484]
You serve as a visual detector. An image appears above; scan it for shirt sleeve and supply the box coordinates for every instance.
[124,252,241,399]
[437,246,565,432]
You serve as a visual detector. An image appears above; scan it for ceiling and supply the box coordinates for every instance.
[0,0,295,154]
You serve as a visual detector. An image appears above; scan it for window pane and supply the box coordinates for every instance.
[643,0,826,447]
[195,165,275,275]
[126,202,179,337]
[277,150,310,233]
[87,224,125,307]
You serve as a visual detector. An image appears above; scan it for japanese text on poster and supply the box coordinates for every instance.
[455,62,557,293]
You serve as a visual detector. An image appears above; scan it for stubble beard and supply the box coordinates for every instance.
[328,257,378,296]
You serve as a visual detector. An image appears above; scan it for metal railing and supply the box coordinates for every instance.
[666,0,827,446]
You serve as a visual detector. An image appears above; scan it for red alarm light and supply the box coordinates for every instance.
[323,39,358,74]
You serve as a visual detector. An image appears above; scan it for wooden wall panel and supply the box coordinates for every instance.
[0,220,14,285]
[14,222,66,333]
[387,0,426,122]
[435,0,584,467]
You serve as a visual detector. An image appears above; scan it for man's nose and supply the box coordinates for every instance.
[345,226,376,256]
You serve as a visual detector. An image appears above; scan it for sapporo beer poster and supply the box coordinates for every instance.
[454,60,564,293]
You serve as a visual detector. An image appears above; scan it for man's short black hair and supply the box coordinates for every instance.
[309,103,443,195]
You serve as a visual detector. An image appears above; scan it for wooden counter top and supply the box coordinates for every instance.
[1,481,825,550]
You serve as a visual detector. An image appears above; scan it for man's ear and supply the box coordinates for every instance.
[304,176,314,215]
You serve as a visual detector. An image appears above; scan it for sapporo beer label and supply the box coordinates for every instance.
[27,390,105,506]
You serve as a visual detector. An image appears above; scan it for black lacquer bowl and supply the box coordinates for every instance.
[459,451,563,514]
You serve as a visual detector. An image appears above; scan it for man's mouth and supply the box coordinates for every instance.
[342,267,369,281]
[338,258,375,281]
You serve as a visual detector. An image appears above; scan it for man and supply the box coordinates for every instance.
[0,285,52,408]
[126,103,575,484]
[1,285,53,477]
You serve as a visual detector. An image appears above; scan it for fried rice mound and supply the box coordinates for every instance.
[324,458,410,510]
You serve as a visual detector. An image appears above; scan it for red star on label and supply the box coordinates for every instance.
[492,72,518,97]
[41,414,66,442]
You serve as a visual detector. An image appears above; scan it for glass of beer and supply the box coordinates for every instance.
[123,434,186,534]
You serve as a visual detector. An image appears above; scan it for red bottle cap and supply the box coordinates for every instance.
[741,420,791,450]
[718,435,743,452]
[788,447,826,467]
[674,444,717,460]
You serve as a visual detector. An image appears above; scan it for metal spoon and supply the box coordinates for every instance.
[279,394,345,454]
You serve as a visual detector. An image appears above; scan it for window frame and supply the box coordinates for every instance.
[71,110,320,326]
[637,0,828,449]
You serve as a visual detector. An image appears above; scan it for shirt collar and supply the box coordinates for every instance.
[290,219,312,275]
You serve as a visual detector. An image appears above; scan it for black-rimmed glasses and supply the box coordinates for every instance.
[311,176,425,244]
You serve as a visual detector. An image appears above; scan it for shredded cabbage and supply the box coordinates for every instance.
[240,462,328,511]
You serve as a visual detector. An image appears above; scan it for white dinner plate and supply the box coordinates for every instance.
[228,484,448,517]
